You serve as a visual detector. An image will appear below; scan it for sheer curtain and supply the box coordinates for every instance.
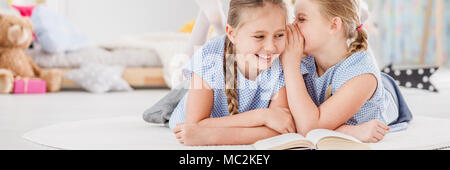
[365,0,447,67]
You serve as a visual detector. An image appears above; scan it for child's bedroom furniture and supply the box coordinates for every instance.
[28,32,191,89]
[29,46,168,89]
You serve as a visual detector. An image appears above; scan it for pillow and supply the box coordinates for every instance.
[64,63,133,93]
[31,5,88,54]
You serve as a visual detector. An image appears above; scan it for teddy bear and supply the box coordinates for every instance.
[0,13,62,94]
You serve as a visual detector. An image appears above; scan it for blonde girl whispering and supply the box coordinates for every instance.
[169,0,295,146]
[282,0,412,143]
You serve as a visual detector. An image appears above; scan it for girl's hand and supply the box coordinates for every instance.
[264,107,296,134]
[337,120,390,143]
[282,23,305,66]
[173,123,214,146]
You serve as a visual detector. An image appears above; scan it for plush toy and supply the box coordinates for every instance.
[0,13,61,94]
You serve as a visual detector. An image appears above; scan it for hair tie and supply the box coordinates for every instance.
[356,24,364,31]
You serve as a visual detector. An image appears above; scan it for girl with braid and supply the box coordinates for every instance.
[282,0,411,143]
[169,0,295,146]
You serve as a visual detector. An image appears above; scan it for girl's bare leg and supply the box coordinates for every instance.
[186,0,226,57]
[171,0,227,88]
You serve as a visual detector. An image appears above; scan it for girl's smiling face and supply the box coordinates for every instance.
[227,3,287,76]
[293,0,333,56]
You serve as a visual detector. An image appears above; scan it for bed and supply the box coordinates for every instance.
[29,46,167,88]
[28,32,192,89]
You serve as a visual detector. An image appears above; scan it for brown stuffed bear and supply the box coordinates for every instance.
[0,13,62,94]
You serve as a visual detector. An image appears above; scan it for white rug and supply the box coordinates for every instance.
[22,116,251,150]
[22,116,450,150]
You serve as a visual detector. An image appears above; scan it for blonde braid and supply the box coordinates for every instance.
[345,28,368,58]
[346,0,369,58]
[224,38,239,115]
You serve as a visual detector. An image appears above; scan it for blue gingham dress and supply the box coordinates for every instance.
[168,36,286,129]
[301,51,405,131]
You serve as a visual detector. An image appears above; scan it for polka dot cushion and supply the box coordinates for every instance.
[382,64,439,93]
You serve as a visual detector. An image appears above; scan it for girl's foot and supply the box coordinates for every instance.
[336,120,390,143]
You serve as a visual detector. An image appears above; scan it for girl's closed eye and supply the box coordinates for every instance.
[253,33,284,40]
[275,33,285,38]
[295,13,307,23]
[253,35,265,39]
[296,17,306,22]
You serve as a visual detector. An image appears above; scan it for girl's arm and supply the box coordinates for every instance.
[185,72,265,128]
[174,73,293,146]
[267,86,296,134]
[185,73,295,133]
[174,125,280,146]
[283,24,378,135]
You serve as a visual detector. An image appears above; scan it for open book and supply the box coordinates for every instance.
[253,129,371,150]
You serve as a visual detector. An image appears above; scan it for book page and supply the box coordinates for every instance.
[253,133,310,150]
[305,129,362,145]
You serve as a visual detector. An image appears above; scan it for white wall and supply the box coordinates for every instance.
[0,0,18,15]
[50,0,229,43]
